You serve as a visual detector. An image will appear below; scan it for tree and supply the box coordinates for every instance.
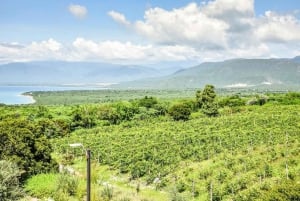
[0,118,57,181]
[168,103,192,121]
[138,96,158,109]
[196,85,219,117]
[71,105,96,129]
[0,160,24,200]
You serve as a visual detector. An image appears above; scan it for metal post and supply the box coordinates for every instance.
[86,149,91,201]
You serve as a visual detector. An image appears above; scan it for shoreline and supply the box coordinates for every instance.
[19,93,36,104]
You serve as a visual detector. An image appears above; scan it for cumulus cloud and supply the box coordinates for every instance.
[134,3,229,48]
[0,38,200,63]
[255,11,300,43]
[68,4,87,19]
[107,1,257,49]
[108,0,300,59]
[1,0,300,64]
[108,11,130,26]
[0,39,64,62]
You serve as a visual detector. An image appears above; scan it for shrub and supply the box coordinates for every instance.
[101,184,114,201]
[0,118,58,181]
[56,173,79,196]
[25,173,58,198]
[168,103,192,121]
[138,96,158,109]
[0,160,23,201]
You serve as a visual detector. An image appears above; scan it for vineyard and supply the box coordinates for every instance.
[1,89,300,200]
[53,104,300,200]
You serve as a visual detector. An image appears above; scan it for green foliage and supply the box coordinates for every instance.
[267,92,300,105]
[202,102,219,117]
[1,89,300,201]
[0,118,58,181]
[97,105,120,125]
[169,186,187,201]
[0,160,23,201]
[218,95,246,107]
[31,89,196,105]
[168,103,192,121]
[56,173,79,196]
[114,101,139,121]
[25,173,80,201]
[196,85,219,116]
[71,105,97,129]
[53,104,300,200]
[259,181,300,201]
[25,173,58,198]
[101,184,114,201]
[138,96,158,109]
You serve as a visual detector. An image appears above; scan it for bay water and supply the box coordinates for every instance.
[0,85,104,105]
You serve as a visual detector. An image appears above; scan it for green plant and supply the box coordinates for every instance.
[0,118,58,181]
[101,184,114,201]
[168,103,192,121]
[56,173,79,196]
[196,85,219,116]
[0,160,24,201]
[25,173,58,198]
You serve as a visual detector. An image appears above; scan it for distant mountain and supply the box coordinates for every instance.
[117,57,300,89]
[292,56,300,63]
[0,61,170,85]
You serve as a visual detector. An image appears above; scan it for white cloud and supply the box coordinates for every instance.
[133,3,229,48]
[71,38,202,62]
[108,11,130,26]
[255,11,300,43]
[68,4,87,19]
[106,1,257,49]
[203,0,254,17]
[0,38,203,64]
[72,38,147,61]
[1,0,300,64]
[29,38,62,52]
[0,39,64,62]
[106,0,300,61]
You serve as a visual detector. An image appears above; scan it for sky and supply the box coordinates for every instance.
[0,0,300,65]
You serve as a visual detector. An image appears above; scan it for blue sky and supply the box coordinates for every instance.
[0,0,299,64]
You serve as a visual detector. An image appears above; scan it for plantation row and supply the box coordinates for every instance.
[53,104,300,200]
[1,89,300,200]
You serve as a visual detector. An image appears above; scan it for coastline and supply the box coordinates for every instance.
[19,93,36,104]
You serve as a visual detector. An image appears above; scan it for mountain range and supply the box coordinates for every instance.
[0,61,178,85]
[117,56,300,89]
[0,57,299,89]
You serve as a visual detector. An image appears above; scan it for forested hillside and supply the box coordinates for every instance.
[118,57,300,89]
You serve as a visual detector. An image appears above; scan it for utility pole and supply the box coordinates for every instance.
[70,143,91,201]
[86,149,91,201]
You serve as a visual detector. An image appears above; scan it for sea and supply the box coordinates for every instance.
[0,85,106,105]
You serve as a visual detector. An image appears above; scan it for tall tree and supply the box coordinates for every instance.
[196,85,219,117]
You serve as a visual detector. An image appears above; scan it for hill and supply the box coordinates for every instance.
[0,61,165,85]
[117,57,300,89]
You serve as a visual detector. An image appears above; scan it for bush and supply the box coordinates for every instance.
[218,95,246,107]
[25,173,58,198]
[259,181,300,201]
[138,96,158,109]
[56,173,79,196]
[101,184,114,201]
[0,118,58,181]
[0,160,23,201]
[168,103,192,121]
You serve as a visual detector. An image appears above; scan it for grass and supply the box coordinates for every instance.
[25,173,58,198]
